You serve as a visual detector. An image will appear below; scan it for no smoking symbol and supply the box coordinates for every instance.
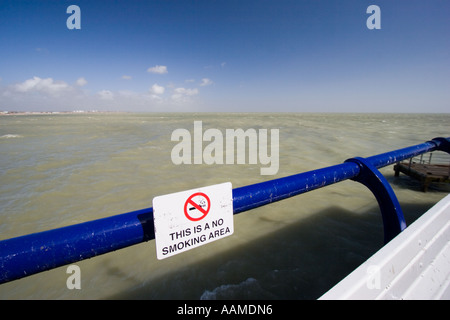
[184,192,211,221]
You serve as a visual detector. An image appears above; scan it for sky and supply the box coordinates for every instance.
[0,0,449,113]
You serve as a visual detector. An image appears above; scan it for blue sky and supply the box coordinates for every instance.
[0,0,449,112]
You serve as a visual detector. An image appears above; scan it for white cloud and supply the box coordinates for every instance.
[174,87,198,96]
[14,76,70,95]
[147,65,168,74]
[117,90,137,97]
[150,83,165,95]
[1,75,203,112]
[200,78,213,86]
[171,87,199,103]
[98,90,114,100]
[122,75,132,80]
[76,77,87,87]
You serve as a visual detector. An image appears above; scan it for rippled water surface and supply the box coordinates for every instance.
[0,113,449,299]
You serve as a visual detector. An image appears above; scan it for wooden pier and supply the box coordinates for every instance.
[394,159,450,192]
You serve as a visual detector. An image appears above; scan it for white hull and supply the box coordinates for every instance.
[320,194,450,300]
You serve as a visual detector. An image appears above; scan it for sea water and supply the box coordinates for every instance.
[0,113,449,299]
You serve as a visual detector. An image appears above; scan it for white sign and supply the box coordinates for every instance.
[153,182,233,259]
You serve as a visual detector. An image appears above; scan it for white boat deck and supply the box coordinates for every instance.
[320,194,450,300]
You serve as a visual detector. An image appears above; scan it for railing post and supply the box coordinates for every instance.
[345,157,406,244]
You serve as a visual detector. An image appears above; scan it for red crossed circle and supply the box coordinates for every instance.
[184,192,211,221]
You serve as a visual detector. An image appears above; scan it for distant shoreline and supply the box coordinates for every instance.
[1,111,449,116]
[0,110,126,116]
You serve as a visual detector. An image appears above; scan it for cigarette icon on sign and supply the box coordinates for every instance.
[188,199,206,210]
[184,192,211,221]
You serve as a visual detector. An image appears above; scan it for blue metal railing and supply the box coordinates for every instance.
[1,137,449,284]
